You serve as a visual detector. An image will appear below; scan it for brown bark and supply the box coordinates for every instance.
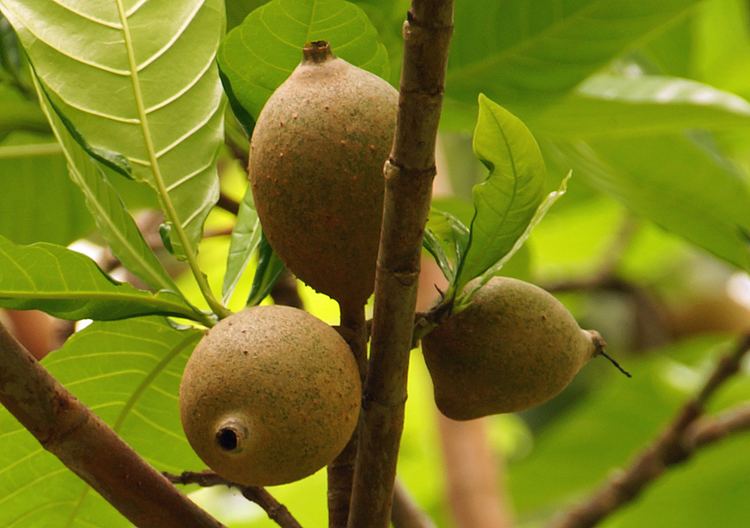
[347,2,454,527]
[0,323,224,528]
[550,334,750,528]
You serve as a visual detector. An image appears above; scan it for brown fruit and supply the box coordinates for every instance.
[249,41,398,308]
[422,277,604,420]
[179,305,361,486]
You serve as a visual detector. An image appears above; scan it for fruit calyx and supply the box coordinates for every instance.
[303,40,334,63]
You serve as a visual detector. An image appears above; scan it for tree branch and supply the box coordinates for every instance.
[0,323,224,528]
[347,2,454,527]
[165,471,302,528]
[550,334,750,528]
[391,479,437,528]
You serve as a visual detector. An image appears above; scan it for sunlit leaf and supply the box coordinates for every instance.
[453,94,546,293]
[0,317,203,527]
[0,0,226,258]
[31,71,179,294]
[0,236,197,321]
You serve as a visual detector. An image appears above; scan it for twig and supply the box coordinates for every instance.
[0,323,224,528]
[164,471,302,528]
[347,2,454,527]
[216,192,241,216]
[686,404,750,448]
[550,334,750,528]
[392,479,437,528]
[329,301,368,527]
[270,269,304,309]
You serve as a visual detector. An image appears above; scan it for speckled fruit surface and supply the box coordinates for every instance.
[179,305,361,486]
[249,41,398,308]
[422,277,602,420]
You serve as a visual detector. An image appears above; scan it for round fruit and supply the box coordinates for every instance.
[249,41,398,309]
[422,277,605,420]
[179,305,361,486]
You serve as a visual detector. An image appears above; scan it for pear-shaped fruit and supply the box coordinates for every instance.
[422,277,605,420]
[249,41,398,309]
[179,305,361,486]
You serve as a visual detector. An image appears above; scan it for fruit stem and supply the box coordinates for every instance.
[328,301,367,527]
[589,331,632,378]
[303,41,335,64]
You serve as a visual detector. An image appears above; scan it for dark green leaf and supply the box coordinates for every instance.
[247,234,284,306]
[226,0,268,30]
[0,84,47,138]
[222,184,262,303]
[218,0,389,127]
[0,236,197,321]
[445,0,704,121]
[0,135,92,245]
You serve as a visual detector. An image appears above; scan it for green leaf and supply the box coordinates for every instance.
[226,0,267,30]
[222,184,262,303]
[423,208,470,283]
[547,135,750,271]
[218,0,389,127]
[247,234,284,306]
[453,94,546,293]
[0,317,203,527]
[0,0,226,259]
[30,71,178,294]
[0,135,93,245]
[531,74,750,139]
[0,84,47,138]
[0,236,197,321]
[445,0,704,117]
[460,173,571,307]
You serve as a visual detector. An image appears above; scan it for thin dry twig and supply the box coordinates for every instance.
[165,471,302,528]
[347,2,455,527]
[550,334,750,528]
[0,323,224,528]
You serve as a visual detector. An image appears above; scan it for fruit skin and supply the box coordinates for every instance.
[422,277,603,420]
[179,305,361,486]
[249,41,398,308]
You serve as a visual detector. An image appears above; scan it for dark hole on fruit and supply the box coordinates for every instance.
[216,427,239,451]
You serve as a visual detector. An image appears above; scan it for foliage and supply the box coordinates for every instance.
[0,0,749,526]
